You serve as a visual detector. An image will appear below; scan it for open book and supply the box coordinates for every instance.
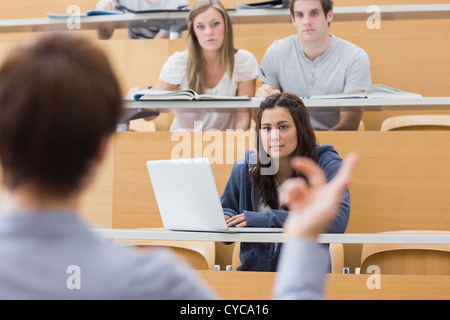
[309,84,423,100]
[46,9,121,18]
[133,89,250,101]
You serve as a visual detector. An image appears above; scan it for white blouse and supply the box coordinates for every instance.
[158,49,259,131]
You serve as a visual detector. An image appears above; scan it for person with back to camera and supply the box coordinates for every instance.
[96,0,189,39]
[221,92,351,271]
[140,0,258,131]
[256,0,372,131]
[0,32,357,300]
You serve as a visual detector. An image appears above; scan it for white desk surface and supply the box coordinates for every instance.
[1,4,449,33]
[230,4,450,23]
[123,97,450,113]
[0,11,189,33]
[93,228,450,245]
[118,97,450,130]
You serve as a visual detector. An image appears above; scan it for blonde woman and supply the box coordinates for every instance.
[155,0,258,131]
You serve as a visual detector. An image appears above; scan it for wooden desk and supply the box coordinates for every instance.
[108,131,450,232]
[103,131,450,269]
[94,228,450,245]
[124,97,450,112]
[0,11,189,38]
[1,4,449,36]
[197,271,450,300]
[119,97,450,130]
[231,4,450,23]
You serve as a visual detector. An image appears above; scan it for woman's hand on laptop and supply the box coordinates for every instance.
[226,213,247,228]
[280,153,357,242]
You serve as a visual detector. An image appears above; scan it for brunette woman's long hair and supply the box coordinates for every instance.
[250,93,318,209]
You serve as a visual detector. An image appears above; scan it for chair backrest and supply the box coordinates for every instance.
[380,115,450,131]
[129,118,156,132]
[115,238,216,270]
[360,230,450,275]
[154,113,175,131]
[231,242,241,271]
[329,243,345,273]
[357,120,365,131]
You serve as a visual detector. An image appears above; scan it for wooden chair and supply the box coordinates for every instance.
[360,230,450,275]
[357,120,365,131]
[231,242,241,271]
[329,243,345,273]
[232,242,345,273]
[129,118,156,132]
[154,113,176,131]
[380,115,450,131]
[115,238,216,270]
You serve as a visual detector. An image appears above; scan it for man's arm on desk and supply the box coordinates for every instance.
[273,154,357,299]
[330,110,363,131]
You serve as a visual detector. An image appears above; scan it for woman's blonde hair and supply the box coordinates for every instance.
[186,0,236,93]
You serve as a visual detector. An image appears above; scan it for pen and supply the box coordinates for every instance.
[147,85,153,89]
[259,68,265,78]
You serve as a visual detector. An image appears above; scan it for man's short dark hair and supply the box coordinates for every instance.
[289,0,334,17]
[0,33,123,197]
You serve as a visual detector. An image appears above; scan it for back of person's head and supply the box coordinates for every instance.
[289,0,333,17]
[0,33,122,198]
[186,0,235,93]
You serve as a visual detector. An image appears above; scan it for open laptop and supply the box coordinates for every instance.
[146,158,283,233]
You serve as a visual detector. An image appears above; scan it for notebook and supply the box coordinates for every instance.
[146,158,283,233]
